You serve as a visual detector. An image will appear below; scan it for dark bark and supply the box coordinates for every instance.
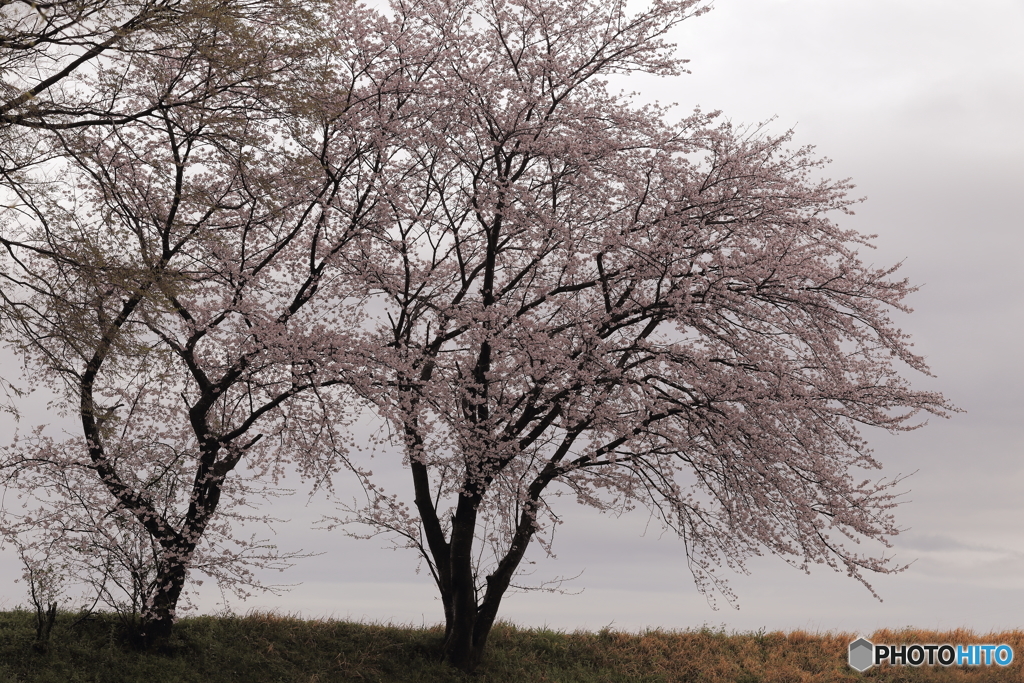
[139,558,188,648]
[436,509,538,672]
[32,601,57,653]
[428,475,555,672]
[440,491,483,670]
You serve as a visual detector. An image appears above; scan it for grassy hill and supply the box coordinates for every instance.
[0,610,1020,682]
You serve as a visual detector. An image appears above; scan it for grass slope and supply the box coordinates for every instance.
[0,611,1021,682]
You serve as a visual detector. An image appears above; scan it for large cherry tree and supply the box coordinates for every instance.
[335,0,952,671]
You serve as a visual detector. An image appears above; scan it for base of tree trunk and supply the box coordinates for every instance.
[138,612,176,650]
[442,621,488,673]
[32,601,57,653]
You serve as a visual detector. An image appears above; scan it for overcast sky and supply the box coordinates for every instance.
[2,0,1023,636]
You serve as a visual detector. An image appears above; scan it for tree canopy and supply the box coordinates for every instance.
[323,0,951,669]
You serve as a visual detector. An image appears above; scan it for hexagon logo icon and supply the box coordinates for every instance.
[849,637,874,672]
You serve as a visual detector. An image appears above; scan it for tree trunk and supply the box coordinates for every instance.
[441,583,491,673]
[442,604,482,672]
[442,492,484,671]
[438,496,533,672]
[32,601,57,653]
[442,596,513,672]
[139,559,188,648]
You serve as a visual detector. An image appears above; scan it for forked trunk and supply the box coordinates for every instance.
[440,584,490,672]
[406,419,548,673]
[438,504,533,672]
[439,566,518,672]
[441,492,487,671]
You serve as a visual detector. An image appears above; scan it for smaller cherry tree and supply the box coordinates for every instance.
[1,0,403,644]
[331,0,953,672]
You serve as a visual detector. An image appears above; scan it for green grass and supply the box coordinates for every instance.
[0,610,1021,682]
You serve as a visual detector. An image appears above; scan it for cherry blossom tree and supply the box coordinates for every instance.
[0,0,401,643]
[330,0,953,671]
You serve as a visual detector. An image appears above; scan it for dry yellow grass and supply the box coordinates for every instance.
[577,627,1024,682]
